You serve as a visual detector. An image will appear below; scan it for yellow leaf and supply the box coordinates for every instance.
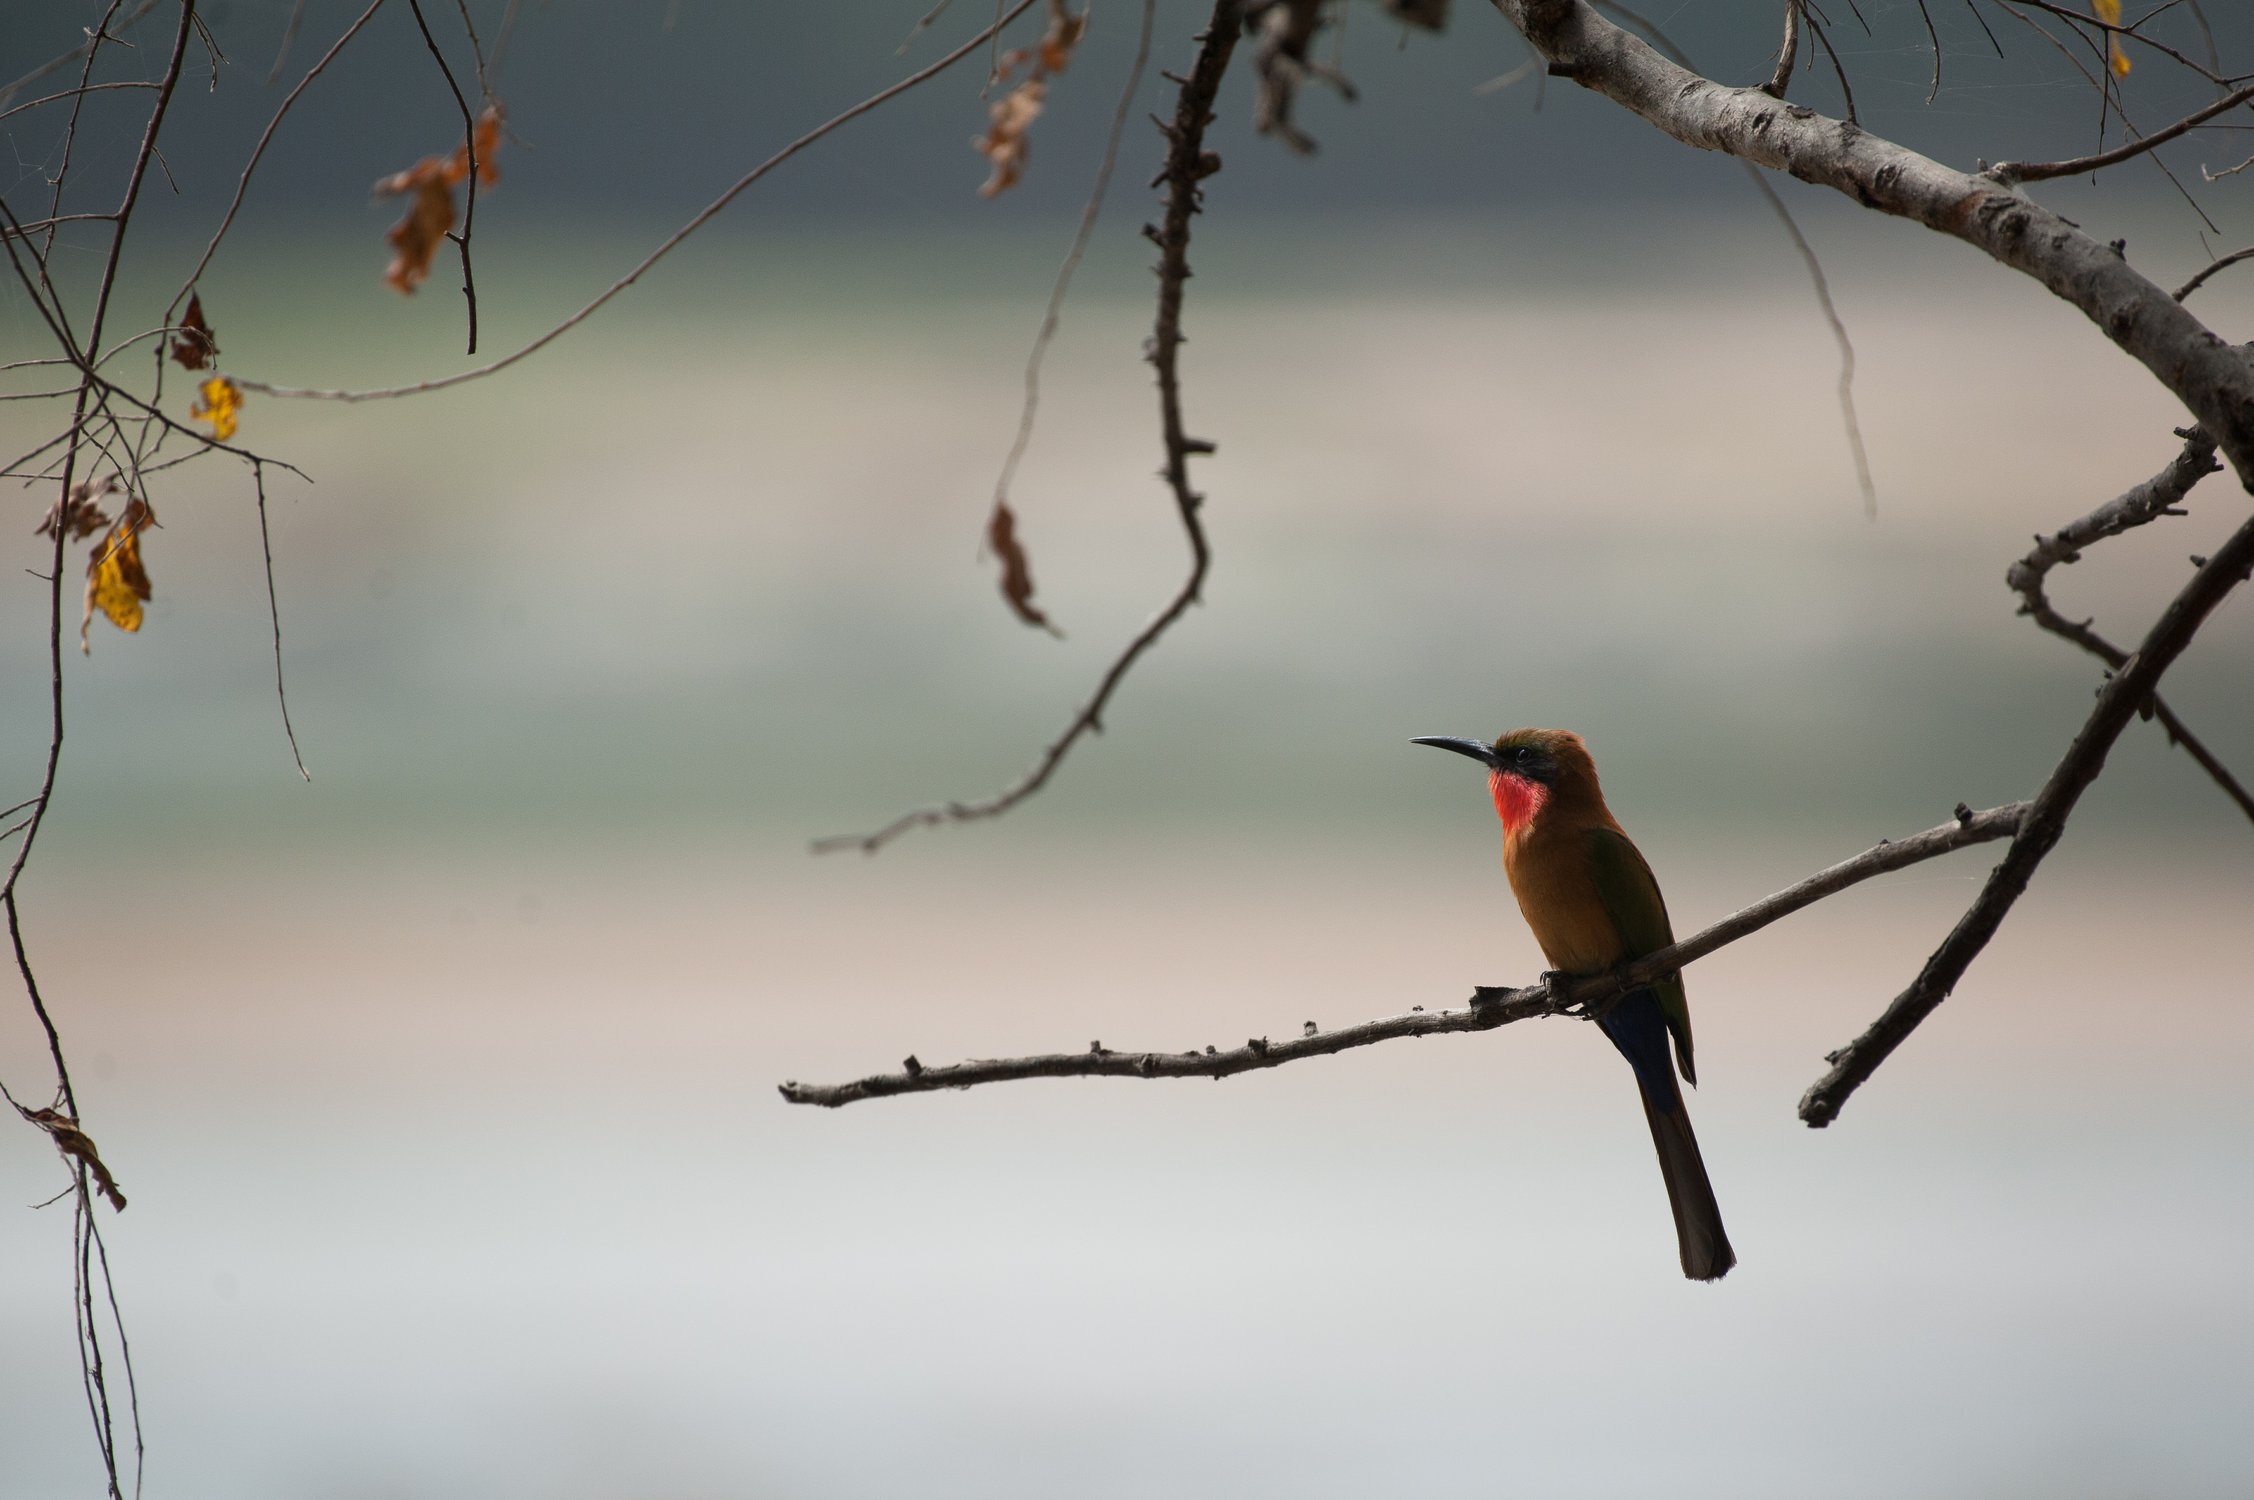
[191,374,241,442]
[82,496,154,653]
[2091,0,2131,75]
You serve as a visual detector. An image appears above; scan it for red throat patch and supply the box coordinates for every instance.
[1489,769,1549,834]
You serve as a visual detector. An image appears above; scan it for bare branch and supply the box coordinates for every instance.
[1488,0,2254,485]
[1990,79,2254,185]
[1803,508,2254,1126]
[2174,244,2254,300]
[1760,0,1801,99]
[404,0,481,354]
[814,0,1244,854]
[781,802,2030,1105]
[2004,428,2252,822]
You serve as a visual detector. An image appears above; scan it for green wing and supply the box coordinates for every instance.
[1587,826,1696,1086]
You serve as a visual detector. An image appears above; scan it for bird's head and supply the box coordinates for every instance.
[1410,727,1597,835]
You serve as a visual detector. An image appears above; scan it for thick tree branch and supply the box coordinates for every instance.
[780,801,2029,1106]
[1802,508,2254,1126]
[1488,0,2254,487]
[814,0,1243,854]
[2004,426,2253,822]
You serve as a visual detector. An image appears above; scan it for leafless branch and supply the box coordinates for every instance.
[1760,0,1800,98]
[814,0,1244,855]
[1990,79,2254,185]
[1589,2,1875,513]
[2174,243,2254,299]
[252,465,311,780]
[405,0,481,355]
[781,801,2030,1105]
[1804,508,2254,1126]
[2001,427,2251,823]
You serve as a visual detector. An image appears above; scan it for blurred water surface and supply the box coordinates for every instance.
[2,212,2251,1496]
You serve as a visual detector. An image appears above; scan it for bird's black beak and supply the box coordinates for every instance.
[1410,735,1500,768]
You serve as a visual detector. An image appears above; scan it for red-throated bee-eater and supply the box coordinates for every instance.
[1413,728,1735,1281]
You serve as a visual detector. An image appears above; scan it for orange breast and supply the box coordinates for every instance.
[1503,825,1627,974]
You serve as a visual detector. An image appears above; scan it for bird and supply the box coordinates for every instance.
[1412,728,1735,1281]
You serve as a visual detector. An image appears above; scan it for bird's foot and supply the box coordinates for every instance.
[1542,970,1592,1018]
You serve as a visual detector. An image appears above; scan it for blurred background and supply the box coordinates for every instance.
[3,2,2252,1495]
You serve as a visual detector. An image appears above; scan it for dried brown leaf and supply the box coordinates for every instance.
[975,79,1047,198]
[35,474,118,542]
[17,1105,127,1211]
[973,4,1083,195]
[985,500,1060,634]
[170,291,219,371]
[375,103,503,294]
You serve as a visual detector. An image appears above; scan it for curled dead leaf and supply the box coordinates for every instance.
[16,1105,126,1211]
[170,291,219,371]
[985,500,1060,634]
[973,3,1085,196]
[191,373,242,443]
[975,80,1047,198]
[81,495,155,654]
[376,103,504,294]
[35,474,118,542]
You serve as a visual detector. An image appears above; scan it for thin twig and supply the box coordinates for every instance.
[1761,0,1800,97]
[252,465,311,780]
[1991,79,2254,185]
[2174,244,2254,299]
[171,0,390,320]
[239,0,1045,401]
[781,802,2031,1105]
[983,0,1159,626]
[1590,2,1875,514]
[815,0,1246,854]
[0,0,163,110]
[406,0,481,355]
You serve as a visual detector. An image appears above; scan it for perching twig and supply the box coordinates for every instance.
[781,801,2030,1105]
[814,0,1244,854]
